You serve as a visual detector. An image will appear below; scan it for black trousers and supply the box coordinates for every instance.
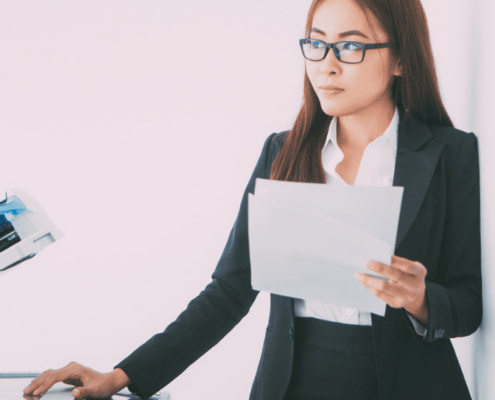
[282,317,379,400]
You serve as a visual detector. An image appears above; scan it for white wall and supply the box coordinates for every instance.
[466,0,495,398]
[0,2,310,399]
[0,1,492,399]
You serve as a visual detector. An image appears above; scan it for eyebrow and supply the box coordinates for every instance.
[309,27,370,40]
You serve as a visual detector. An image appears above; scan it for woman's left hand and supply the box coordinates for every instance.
[355,255,428,324]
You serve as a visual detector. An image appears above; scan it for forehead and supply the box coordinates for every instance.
[311,0,386,40]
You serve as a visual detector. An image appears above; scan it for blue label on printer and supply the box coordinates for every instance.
[0,195,27,217]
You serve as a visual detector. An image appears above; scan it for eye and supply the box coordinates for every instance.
[311,40,325,49]
[343,42,360,51]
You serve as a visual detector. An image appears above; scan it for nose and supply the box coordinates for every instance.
[319,46,342,75]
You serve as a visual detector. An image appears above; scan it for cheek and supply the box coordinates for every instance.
[305,63,319,88]
[348,57,388,85]
[348,66,385,96]
[339,65,391,109]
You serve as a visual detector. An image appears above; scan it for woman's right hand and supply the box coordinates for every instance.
[22,362,132,399]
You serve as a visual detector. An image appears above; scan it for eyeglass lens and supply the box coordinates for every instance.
[301,39,364,63]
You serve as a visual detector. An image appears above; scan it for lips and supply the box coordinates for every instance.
[320,85,344,90]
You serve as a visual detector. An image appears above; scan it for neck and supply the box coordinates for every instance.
[336,98,396,148]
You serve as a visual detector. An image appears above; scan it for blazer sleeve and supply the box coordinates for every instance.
[406,132,482,342]
[113,132,278,400]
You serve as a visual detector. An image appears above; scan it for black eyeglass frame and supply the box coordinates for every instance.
[299,38,392,64]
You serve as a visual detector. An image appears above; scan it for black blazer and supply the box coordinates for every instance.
[115,114,482,400]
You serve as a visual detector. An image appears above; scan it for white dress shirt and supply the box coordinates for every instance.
[294,107,427,337]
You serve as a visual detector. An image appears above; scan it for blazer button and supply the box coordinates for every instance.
[289,328,294,340]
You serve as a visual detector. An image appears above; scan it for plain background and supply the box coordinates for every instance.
[0,1,493,399]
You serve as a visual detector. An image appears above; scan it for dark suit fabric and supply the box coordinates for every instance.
[283,317,379,399]
[115,115,482,400]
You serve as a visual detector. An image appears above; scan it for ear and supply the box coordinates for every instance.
[393,59,403,77]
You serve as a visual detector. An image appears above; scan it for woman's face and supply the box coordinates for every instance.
[306,0,402,117]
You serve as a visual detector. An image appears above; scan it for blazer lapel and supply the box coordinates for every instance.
[393,116,445,250]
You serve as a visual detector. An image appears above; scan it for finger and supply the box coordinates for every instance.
[355,273,405,307]
[23,379,38,394]
[355,273,408,297]
[391,256,426,276]
[364,284,401,308]
[23,395,41,400]
[73,387,89,399]
[31,378,59,396]
[73,385,110,399]
[409,261,427,277]
[391,254,410,264]
[367,259,416,278]
[23,370,53,394]
[368,259,425,283]
[31,368,74,396]
[365,261,412,284]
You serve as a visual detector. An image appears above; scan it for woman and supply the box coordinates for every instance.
[23,0,482,399]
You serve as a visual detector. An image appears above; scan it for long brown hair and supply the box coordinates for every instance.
[270,0,453,183]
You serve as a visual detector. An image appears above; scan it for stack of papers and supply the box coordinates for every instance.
[248,178,404,316]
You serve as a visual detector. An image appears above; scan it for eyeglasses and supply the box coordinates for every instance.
[299,38,392,64]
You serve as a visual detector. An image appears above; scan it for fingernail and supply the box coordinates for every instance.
[355,273,363,281]
[366,261,373,269]
[74,389,80,396]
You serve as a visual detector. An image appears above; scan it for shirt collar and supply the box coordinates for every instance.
[322,106,399,153]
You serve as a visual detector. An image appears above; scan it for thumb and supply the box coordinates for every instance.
[73,387,91,399]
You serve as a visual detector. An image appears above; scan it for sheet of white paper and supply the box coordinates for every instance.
[248,180,404,316]
[254,178,403,247]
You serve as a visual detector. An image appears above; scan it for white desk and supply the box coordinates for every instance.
[0,373,170,400]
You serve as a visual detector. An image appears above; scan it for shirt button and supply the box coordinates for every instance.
[289,328,294,340]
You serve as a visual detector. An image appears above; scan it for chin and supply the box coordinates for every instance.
[318,101,355,117]
[318,94,376,118]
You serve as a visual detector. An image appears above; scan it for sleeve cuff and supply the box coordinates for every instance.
[113,365,148,400]
[405,311,427,337]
